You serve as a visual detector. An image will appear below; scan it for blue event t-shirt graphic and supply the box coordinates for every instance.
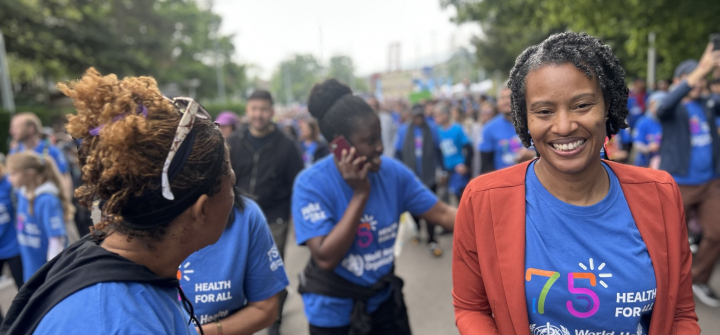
[292,156,437,327]
[524,161,656,335]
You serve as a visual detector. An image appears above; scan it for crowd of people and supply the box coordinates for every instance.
[0,31,718,335]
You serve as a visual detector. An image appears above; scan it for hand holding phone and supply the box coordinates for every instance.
[331,136,370,194]
[711,33,720,51]
[330,136,353,161]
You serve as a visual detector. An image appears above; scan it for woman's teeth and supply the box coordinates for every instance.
[552,139,585,151]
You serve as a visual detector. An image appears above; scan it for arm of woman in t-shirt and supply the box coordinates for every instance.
[418,201,456,232]
[452,190,500,335]
[199,295,279,335]
[306,148,371,271]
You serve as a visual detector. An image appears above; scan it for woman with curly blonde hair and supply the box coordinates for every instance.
[1,68,235,335]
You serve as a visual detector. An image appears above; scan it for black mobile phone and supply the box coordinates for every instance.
[711,33,720,51]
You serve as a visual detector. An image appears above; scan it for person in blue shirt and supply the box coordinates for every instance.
[181,195,289,335]
[394,104,444,256]
[453,32,698,334]
[434,103,473,198]
[656,46,720,307]
[295,79,457,335]
[9,112,72,199]
[479,87,536,173]
[299,117,330,168]
[1,69,235,335]
[6,152,70,282]
[0,163,22,290]
[632,92,665,168]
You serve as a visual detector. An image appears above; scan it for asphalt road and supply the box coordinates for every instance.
[2,223,719,334]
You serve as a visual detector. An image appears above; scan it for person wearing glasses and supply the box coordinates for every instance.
[453,33,699,334]
[293,79,457,335]
[1,68,235,335]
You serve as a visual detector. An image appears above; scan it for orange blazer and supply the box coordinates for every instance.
[452,160,700,335]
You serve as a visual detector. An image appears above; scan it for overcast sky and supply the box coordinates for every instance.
[213,0,481,79]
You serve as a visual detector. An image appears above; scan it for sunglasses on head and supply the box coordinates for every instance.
[161,96,217,201]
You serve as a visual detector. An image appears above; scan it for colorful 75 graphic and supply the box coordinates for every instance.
[526,269,601,318]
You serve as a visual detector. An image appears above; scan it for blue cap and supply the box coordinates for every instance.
[674,59,698,79]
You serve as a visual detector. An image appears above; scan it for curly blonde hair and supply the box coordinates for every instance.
[59,68,228,242]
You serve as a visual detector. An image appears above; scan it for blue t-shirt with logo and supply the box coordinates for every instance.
[524,161,656,335]
[292,156,438,327]
[632,116,663,167]
[0,176,19,259]
[438,123,470,170]
[16,184,67,281]
[180,199,289,325]
[394,124,440,177]
[35,282,198,335]
[672,101,714,185]
[11,141,68,174]
[479,114,524,170]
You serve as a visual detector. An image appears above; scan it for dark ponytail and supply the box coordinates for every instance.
[307,79,375,142]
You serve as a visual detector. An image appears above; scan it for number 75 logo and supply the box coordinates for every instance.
[526,260,612,318]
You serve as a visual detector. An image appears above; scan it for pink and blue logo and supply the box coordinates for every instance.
[356,214,377,248]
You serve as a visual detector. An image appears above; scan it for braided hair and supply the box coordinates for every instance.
[307,79,375,142]
[507,32,629,147]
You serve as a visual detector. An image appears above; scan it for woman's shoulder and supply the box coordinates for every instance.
[296,156,330,178]
[466,162,530,194]
[36,282,181,333]
[605,161,675,186]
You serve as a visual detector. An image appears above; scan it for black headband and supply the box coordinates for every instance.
[119,128,225,229]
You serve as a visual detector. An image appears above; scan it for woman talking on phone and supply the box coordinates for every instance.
[292,79,456,335]
[452,33,699,335]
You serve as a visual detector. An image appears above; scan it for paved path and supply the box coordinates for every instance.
[2,226,719,334]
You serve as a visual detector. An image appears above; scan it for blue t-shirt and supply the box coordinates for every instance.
[16,184,67,281]
[11,141,68,174]
[292,156,438,327]
[394,124,440,177]
[632,116,662,167]
[672,101,714,185]
[524,161,656,335]
[438,123,470,170]
[0,176,19,259]
[302,141,319,168]
[479,114,525,170]
[35,282,198,335]
[180,199,289,325]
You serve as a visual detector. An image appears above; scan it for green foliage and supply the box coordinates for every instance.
[202,102,245,119]
[1,0,246,102]
[269,54,370,104]
[443,0,720,80]
[270,54,324,105]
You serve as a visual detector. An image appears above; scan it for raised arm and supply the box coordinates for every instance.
[452,191,499,335]
[306,148,370,271]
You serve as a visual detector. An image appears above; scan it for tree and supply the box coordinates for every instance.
[443,0,720,80]
[0,0,246,102]
[270,54,324,104]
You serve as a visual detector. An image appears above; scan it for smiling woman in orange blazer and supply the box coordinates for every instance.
[452,33,699,335]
